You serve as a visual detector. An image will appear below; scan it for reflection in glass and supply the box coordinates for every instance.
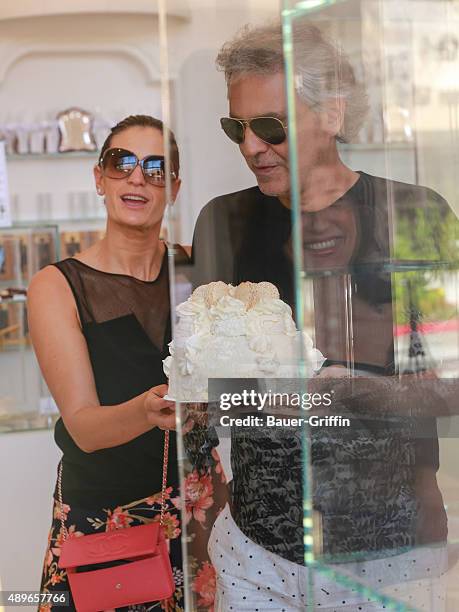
[161,1,459,609]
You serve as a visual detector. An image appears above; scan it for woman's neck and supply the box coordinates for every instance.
[76,220,165,282]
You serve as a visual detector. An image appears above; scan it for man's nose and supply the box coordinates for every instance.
[127,164,146,185]
[240,126,270,157]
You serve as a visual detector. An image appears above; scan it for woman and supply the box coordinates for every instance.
[28,115,185,611]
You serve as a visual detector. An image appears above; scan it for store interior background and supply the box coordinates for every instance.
[0,0,458,605]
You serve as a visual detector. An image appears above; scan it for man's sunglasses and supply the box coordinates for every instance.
[220,116,287,145]
[99,148,177,186]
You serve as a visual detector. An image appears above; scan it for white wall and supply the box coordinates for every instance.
[0,2,281,240]
[0,430,60,599]
[0,14,163,224]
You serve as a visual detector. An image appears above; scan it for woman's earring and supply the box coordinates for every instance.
[97,187,104,196]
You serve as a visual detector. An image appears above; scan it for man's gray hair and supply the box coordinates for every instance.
[216,21,368,143]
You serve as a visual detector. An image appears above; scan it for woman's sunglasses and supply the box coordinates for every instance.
[99,148,177,187]
[220,116,287,145]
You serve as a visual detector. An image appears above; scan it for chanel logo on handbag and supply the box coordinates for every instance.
[57,431,175,612]
[86,532,129,558]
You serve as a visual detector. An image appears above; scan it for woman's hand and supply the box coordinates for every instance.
[144,384,176,430]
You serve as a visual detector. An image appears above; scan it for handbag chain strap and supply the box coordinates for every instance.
[160,429,169,525]
[57,458,68,540]
[58,429,170,541]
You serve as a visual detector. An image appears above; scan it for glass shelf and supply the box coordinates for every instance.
[284,0,356,18]
[6,151,99,160]
[0,412,58,434]
[337,142,415,151]
[300,259,458,279]
[0,295,26,303]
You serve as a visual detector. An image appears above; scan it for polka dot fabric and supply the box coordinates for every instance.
[208,505,447,611]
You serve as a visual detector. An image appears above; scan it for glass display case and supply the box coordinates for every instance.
[283,2,459,610]
[0,224,59,432]
[161,0,459,610]
[0,220,106,432]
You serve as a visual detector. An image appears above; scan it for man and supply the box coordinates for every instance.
[188,20,454,611]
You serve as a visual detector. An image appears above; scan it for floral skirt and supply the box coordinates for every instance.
[39,485,183,612]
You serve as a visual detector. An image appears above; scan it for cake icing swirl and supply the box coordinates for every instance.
[163,281,324,402]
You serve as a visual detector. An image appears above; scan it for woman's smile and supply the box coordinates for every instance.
[120,192,149,209]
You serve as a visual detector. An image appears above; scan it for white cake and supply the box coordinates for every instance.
[163,281,324,402]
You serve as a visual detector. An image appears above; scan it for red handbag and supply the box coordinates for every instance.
[57,431,175,612]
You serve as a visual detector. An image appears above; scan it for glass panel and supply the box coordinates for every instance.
[162,0,459,609]
[159,2,308,609]
[283,0,459,610]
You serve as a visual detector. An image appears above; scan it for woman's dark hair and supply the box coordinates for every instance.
[98,114,180,176]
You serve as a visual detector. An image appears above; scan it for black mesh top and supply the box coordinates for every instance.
[52,251,181,507]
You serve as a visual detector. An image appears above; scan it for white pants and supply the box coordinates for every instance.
[208,504,447,611]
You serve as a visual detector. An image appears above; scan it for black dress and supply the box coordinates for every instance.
[39,254,184,611]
